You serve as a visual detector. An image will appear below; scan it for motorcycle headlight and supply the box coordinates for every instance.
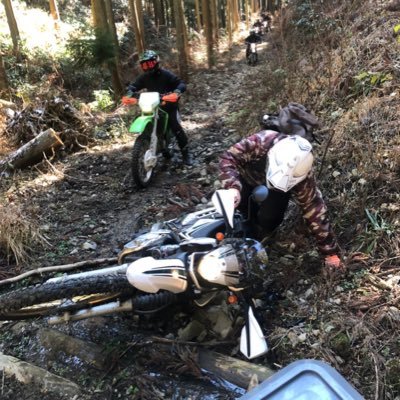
[197,245,241,287]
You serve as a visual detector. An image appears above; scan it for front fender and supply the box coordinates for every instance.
[129,116,153,134]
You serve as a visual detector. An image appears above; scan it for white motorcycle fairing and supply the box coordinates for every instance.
[240,306,269,359]
[211,189,236,229]
[126,257,187,293]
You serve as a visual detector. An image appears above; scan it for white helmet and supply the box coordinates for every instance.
[266,135,314,192]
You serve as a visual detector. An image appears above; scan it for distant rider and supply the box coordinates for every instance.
[219,132,344,275]
[245,29,262,59]
[125,50,193,166]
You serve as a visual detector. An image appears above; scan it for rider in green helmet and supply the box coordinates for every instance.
[126,50,193,166]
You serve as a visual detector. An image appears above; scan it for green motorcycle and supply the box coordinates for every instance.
[122,92,179,187]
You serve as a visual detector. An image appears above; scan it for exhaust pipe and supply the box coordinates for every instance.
[48,299,133,324]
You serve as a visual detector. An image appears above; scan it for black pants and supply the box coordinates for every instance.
[161,104,188,150]
[239,182,291,237]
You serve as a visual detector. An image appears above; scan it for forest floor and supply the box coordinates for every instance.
[0,14,399,399]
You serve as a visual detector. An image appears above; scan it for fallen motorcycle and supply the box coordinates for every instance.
[0,187,270,359]
[122,91,180,188]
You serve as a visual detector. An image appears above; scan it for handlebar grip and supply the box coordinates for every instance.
[162,92,179,103]
[122,96,138,105]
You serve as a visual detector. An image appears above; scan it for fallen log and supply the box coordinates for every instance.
[0,352,81,398]
[37,328,113,370]
[0,128,63,171]
[197,349,275,389]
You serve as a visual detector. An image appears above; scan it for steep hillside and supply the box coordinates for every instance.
[250,1,399,398]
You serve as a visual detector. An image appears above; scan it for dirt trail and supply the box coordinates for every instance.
[0,38,272,400]
[19,40,269,270]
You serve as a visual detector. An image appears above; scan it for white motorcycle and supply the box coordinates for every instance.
[0,188,270,359]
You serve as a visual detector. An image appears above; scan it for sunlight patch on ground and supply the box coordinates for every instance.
[1,1,76,54]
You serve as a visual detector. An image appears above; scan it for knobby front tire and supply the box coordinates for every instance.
[131,131,154,188]
[0,274,134,320]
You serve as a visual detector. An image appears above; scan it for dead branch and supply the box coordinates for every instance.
[0,257,118,286]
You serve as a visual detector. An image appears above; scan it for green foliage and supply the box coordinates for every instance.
[92,90,114,111]
[365,209,394,237]
[66,27,116,68]
[353,209,396,254]
[352,71,392,96]
[393,24,400,43]
[292,2,339,36]
[341,268,368,291]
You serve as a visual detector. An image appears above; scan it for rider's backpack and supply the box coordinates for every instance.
[260,102,320,143]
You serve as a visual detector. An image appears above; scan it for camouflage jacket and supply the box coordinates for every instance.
[219,130,339,255]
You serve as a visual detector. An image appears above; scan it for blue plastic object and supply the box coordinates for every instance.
[238,359,364,400]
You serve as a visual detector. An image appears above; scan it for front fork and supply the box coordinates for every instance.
[145,109,160,170]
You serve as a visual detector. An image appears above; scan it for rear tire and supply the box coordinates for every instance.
[249,53,257,66]
[131,129,154,188]
[0,274,134,320]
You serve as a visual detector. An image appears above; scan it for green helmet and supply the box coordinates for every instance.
[139,50,160,73]
[139,50,159,63]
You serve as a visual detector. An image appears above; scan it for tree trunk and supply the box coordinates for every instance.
[153,0,162,29]
[48,0,60,30]
[173,0,188,80]
[136,0,145,45]
[91,0,108,29]
[233,0,239,31]
[0,52,9,94]
[245,0,250,29]
[104,0,123,96]
[104,0,120,59]
[128,0,145,55]
[226,0,232,46]
[91,0,123,97]
[0,353,81,398]
[201,0,214,68]
[2,0,20,54]
[210,0,219,46]
[0,129,63,172]
[197,349,275,389]
[194,0,202,31]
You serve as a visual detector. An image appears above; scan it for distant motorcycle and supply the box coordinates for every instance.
[246,42,258,66]
[0,187,271,359]
[262,20,269,34]
[122,92,180,188]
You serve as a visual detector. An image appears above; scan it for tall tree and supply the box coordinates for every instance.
[2,0,20,54]
[91,0,123,97]
[173,0,188,79]
[226,0,233,46]
[201,0,214,68]
[49,0,60,30]
[104,0,120,61]
[153,0,164,29]
[0,52,9,94]
[194,0,202,32]
[232,0,240,32]
[128,0,145,54]
[210,0,219,46]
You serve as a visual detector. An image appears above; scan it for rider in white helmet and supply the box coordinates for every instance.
[219,130,343,275]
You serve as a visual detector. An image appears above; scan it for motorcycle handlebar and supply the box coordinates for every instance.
[121,92,180,106]
[121,96,138,106]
